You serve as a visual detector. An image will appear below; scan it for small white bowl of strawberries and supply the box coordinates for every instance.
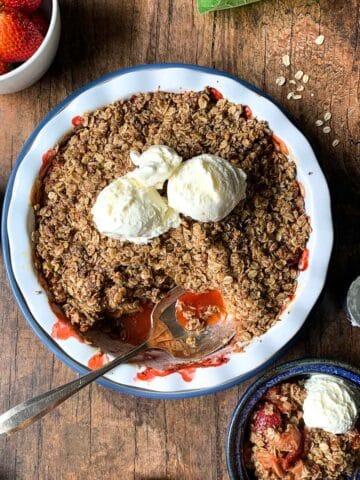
[0,0,60,94]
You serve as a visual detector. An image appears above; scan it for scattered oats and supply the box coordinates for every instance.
[287,92,295,100]
[323,126,331,133]
[276,76,286,86]
[332,139,340,147]
[302,74,309,83]
[295,70,304,80]
[315,119,324,126]
[293,94,302,100]
[324,112,332,121]
[315,34,325,45]
[296,85,305,92]
[282,54,290,67]
[289,79,296,85]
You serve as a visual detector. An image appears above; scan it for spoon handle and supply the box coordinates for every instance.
[0,344,146,436]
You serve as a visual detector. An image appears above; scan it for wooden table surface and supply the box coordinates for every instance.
[0,1,359,479]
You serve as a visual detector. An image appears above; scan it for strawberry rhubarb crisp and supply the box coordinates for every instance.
[246,379,360,479]
[32,88,310,344]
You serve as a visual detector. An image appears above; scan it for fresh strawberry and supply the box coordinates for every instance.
[253,401,282,434]
[29,10,48,36]
[2,0,42,14]
[0,6,44,63]
[0,59,11,74]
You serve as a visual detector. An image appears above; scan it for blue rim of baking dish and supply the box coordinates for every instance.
[1,63,332,399]
[225,358,360,479]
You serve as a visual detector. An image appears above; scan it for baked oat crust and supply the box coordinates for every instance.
[32,88,310,341]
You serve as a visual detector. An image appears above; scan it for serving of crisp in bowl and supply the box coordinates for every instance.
[226,359,360,479]
[2,64,333,398]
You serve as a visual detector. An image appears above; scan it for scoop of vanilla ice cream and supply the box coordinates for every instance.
[167,154,246,222]
[128,145,182,189]
[303,374,359,434]
[92,176,180,244]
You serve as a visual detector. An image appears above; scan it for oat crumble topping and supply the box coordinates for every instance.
[247,381,360,479]
[32,88,310,343]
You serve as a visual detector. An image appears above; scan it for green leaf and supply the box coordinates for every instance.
[198,0,262,14]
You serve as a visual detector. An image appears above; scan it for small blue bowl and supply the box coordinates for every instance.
[226,358,360,480]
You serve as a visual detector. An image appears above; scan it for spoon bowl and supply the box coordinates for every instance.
[149,286,236,360]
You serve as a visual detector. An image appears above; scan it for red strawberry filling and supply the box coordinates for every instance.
[209,87,223,101]
[253,401,282,434]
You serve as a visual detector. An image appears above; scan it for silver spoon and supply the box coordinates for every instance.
[0,286,235,436]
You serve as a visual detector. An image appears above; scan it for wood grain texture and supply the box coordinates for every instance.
[0,1,359,478]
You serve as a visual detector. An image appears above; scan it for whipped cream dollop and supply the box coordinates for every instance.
[128,145,182,189]
[303,374,359,434]
[92,146,247,244]
[91,176,180,244]
[167,154,246,222]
